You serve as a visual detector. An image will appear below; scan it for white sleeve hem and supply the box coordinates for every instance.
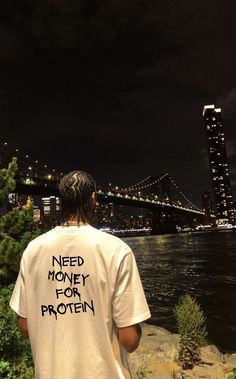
[9,300,27,318]
[115,311,151,328]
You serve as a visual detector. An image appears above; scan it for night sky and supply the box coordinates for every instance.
[1,0,236,206]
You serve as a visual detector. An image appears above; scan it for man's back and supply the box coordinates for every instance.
[10,224,150,379]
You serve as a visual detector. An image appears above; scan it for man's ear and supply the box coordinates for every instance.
[92,192,96,200]
[92,192,99,207]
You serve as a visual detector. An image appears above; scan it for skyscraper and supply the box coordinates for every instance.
[203,105,234,223]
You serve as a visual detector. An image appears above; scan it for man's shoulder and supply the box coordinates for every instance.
[26,229,56,250]
[88,228,132,265]
[91,226,129,246]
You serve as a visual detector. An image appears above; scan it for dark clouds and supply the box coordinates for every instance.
[0,0,236,205]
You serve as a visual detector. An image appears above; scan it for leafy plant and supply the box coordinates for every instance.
[0,158,37,376]
[0,360,11,378]
[0,359,34,379]
[0,285,33,378]
[0,158,41,284]
[0,157,18,205]
[137,358,148,379]
[174,294,207,369]
[228,368,236,379]
[0,285,32,362]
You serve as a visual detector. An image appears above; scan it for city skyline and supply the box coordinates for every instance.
[0,1,236,206]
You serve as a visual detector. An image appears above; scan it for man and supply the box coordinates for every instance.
[10,171,151,379]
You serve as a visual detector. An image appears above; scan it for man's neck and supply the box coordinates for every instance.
[62,218,87,227]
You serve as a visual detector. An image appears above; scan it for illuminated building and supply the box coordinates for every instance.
[33,208,41,223]
[201,190,213,223]
[203,105,234,223]
[8,193,22,209]
[42,196,60,225]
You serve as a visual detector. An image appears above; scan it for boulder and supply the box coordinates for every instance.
[201,345,224,364]
[224,353,236,367]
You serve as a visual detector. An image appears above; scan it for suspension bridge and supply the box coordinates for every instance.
[0,141,206,234]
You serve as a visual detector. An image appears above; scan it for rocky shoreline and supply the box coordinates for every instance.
[128,323,236,379]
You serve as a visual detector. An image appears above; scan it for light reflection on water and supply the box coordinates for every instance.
[124,231,236,352]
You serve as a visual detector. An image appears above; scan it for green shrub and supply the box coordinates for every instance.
[227,368,236,379]
[137,358,148,378]
[0,285,32,361]
[0,360,11,378]
[174,294,207,369]
[0,359,34,379]
[7,361,34,379]
[0,284,23,360]
[0,158,35,377]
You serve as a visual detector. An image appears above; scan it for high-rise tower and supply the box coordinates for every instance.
[203,104,234,223]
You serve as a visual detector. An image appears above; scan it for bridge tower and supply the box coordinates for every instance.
[147,174,172,203]
[148,174,176,233]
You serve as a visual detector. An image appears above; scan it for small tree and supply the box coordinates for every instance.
[0,158,38,376]
[0,158,40,284]
[174,294,207,369]
[0,157,18,204]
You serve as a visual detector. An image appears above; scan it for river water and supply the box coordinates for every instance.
[124,231,236,352]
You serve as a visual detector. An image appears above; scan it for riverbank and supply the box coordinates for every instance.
[128,323,236,379]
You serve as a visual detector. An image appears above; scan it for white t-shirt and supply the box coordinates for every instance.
[10,225,151,379]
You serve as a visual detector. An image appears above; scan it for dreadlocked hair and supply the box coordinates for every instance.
[59,171,96,224]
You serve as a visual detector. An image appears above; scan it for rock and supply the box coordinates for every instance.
[191,365,211,378]
[137,323,179,361]
[201,345,224,364]
[207,362,229,379]
[128,323,236,379]
[180,364,226,379]
[224,353,236,367]
[128,352,180,379]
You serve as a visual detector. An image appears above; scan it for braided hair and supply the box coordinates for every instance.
[59,171,96,224]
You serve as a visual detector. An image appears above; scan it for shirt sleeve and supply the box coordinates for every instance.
[9,255,27,318]
[112,250,151,328]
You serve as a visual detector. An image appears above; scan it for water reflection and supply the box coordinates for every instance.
[124,231,236,352]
